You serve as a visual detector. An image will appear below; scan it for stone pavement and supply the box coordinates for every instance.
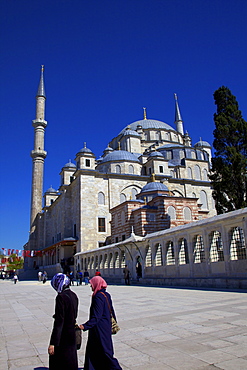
[0,280,247,370]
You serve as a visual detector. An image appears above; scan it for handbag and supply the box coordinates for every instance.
[111,316,120,335]
[100,292,120,335]
[75,324,82,350]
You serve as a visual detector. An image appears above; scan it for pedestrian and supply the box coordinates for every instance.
[136,261,142,281]
[38,271,42,281]
[13,273,18,284]
[79,276,122,370]
[83,269,89,285]
[48,273,79,370]
[69,271,74,285]
[76,271,80,286]
[79,271,83,285]
[123,265,130,285]
[43,271,47,284]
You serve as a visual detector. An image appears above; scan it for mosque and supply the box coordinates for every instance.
[26,67,216,273]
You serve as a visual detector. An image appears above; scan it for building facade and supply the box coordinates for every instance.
[26,69,217,274]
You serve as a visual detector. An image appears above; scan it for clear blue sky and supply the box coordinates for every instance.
[1,0,247,251]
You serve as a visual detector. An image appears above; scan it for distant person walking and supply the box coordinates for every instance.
[43,271,47,284]
[38,271,42,281]
[48,273,79,370]
[123,265,130,285]
[83,269,89,285]
[79,276,122,370]
[136,261,142,281]
[13,274,18,284]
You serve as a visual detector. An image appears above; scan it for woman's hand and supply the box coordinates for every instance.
[48,345,55,355]
[79,324,84,330]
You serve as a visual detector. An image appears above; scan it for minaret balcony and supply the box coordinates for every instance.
[31,149,47,159]
[32,119,47,128]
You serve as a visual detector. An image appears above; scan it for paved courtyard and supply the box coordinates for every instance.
[0,279,247,370]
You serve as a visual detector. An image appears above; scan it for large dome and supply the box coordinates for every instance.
[119,119,175,135]
[100,150,140,163]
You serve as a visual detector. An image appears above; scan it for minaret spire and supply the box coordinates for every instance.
[30,66,47,232]
[36,65,46,98]
[143,107,147,120]
[174,93,184,135]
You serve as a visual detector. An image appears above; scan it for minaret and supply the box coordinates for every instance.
[30,66,47,231]
[174,93,184,135]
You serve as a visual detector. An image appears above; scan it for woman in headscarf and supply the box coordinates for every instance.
[79,276,122,370]
[48,273,79,370]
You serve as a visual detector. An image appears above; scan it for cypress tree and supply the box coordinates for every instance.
[209,86,247,214]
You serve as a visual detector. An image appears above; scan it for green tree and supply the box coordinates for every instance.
[6,254,24,270]
[209,86,247,214]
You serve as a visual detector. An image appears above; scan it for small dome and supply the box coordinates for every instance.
[77,142,94,155]
[148,151,163,158]
[100,150,140,163]
[78,147,93,154]
[119,119,176,135]
[46,186,57,193]
[141,182,169,193]
[123,129,141,137]
[64,160,76,168]
[194,140,211,148]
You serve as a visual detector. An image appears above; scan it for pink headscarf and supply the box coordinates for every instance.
[90,276,107,296]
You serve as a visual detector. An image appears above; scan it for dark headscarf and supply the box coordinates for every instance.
[51,273,70,293]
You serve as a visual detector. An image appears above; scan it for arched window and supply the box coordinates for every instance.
[103,254,108,269]
[194,165,201,180]
[178,238,189,264]
[202,168,208,181]
[154,244,163,266]
[166,241,175,265]
[98,192,105,205]
[167,151,172,160]
[120,193,126,203]
[115,165,121,174]
[200,190,208,209]
[145,246,152,267]
[191,151,196,159]
[120,251,125,268]
[95,255,99,269]
[132,188,138,200]
[115,252,120,268]
[183,207,192,221]
[193,235,205,263]
[99,255,103,269]
[109,253,113,268]
[230,227,246,260]
[187,167,192,179]
[192,192,197,198]
[167,206,176,220]
[209,231,224,262]
[129,165,134,174]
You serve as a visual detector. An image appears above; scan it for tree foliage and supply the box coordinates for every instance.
[0,254,24,271]
[209,86,247,214]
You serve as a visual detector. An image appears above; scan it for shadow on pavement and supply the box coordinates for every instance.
[34,367,83,370]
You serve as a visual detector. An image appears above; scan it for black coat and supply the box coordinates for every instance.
[49,288,78,370]
[83,289,122,370]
